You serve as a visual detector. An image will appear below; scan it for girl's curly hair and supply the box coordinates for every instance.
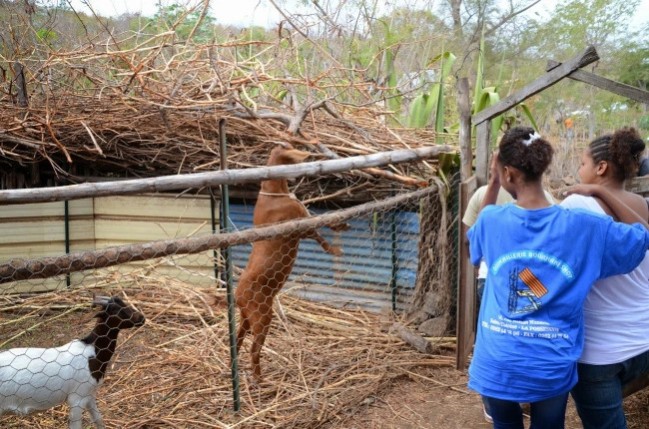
[497,126,554,181]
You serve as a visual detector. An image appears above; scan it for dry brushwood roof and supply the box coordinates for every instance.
[0,33,457,202]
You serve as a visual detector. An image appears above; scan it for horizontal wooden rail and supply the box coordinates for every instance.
[472,46,599,124]
[0,146,453,205]
[546,60,649,105]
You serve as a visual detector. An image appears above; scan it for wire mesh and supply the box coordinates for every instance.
[0,182,454,428]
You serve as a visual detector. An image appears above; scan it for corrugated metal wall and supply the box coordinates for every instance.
[229,203,420,313]
[1,196,422,313]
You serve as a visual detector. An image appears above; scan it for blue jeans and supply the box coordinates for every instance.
[571,349,649,429]
[482,393,569,429]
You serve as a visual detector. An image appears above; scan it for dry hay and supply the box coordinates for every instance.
[0,278,454,428]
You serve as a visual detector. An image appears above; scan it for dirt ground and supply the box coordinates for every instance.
[333,365,649,429]
[2,289,649,428]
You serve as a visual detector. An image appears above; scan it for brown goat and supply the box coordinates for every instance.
[235,143,347,381]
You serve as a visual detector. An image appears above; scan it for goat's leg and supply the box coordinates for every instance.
[85,397,106,429]
[236,312,250,352]
[67,404,83,429]
[305,230,342,256]
[328,222,350,232]
[250,312,274,382]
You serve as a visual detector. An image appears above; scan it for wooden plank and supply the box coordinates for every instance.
[94,220,213,242]
[94,194,211,219]
[68,199,94,216]
[475,122,491,187]
[0,243,67,260]
[457,77,473,180]
[456,176,478,370]
[0,222,66,245]
[0,201,64,218]
[547,60,649,105]
[90,265,217,287]
[472,46,599,124]
[0,222,93,242]
[0,278,65,295]
[91,248,215,267]
[626,176,649,197]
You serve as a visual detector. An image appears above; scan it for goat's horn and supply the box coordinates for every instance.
[271,141,291,148]
[92,295,110,306]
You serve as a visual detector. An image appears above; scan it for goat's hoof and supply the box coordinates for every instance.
[329,246,343,257]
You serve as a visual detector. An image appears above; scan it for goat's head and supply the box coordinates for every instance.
[267,142,314,166]
[92,296,145,330]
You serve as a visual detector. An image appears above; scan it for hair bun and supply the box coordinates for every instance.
[609,127,645,180]
[612,127,645,154]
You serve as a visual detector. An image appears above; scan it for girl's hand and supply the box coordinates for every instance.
[561,184,602,198]
[488,151,500,186]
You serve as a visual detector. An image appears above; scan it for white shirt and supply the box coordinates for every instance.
[561,194,649,364]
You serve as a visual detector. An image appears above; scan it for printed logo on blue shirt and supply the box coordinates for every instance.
[508,267,547,314]
[490,250,574,316]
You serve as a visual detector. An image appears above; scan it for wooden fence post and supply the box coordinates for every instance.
[475,121,491,186]
[457,78,472,180]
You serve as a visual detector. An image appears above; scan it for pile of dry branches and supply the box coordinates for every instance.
[0,279,455,428]
[0,25,457,200]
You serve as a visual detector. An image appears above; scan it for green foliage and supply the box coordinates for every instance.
[149,2,215,43]
[378,19,402,119]
[407,91,438,128]
[405,52,455,130]
[431,51,456,134]
[541,0,640,51]
[639,115,649,131]
[616,44,649,92]
[36,28,57,45]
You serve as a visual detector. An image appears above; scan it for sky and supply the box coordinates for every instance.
[66,0,649,29]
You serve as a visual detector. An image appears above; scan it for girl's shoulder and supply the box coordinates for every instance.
[559,193,601,211]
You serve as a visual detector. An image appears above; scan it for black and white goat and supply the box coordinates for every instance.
[0,295,145,429]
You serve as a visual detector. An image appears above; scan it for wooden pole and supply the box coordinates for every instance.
[457,77,472,180]
[0,146,454,205]
[475,121,491,186]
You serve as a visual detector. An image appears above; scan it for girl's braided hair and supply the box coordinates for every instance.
[589,127,645,181]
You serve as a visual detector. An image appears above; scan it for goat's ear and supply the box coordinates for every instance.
[284,149,312,163]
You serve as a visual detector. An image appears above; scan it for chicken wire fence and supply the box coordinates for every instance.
[0,183,458,428]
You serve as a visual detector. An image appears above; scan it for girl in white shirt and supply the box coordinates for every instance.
[561,127,649,429]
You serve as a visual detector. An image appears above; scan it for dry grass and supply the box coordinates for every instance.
[0,279,454,428]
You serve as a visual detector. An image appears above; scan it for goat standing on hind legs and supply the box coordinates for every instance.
[235,142,348,383]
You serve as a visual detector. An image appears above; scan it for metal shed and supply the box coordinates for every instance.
[228,202,420,313]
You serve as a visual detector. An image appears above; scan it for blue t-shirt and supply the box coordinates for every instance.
[467,203,649,402]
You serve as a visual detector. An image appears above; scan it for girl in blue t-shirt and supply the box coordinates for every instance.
[468,126,649,429]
